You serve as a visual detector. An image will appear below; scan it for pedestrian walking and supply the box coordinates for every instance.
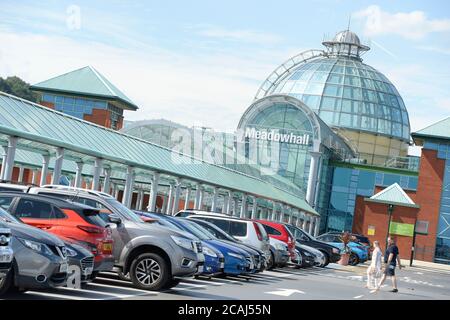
[376,237,402,293]
[366,240,382,289]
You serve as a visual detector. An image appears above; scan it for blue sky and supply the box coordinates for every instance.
[0,0,449,151]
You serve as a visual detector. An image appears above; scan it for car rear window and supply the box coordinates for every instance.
[229,221,247,237]
[0,196,14,211]
[262,224,282,236]
[77,209,108,228]
[15,199,65,219]
[204,217,231,233]
[255,222,269,241]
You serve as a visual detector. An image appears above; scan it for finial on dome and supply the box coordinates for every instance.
[322,30,370,61]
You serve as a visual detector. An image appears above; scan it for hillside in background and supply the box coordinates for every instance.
[0,76,38,102]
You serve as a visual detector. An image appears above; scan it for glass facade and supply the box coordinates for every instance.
[270,57,410,142]
[324,165,418,232]
[423,141,450,264]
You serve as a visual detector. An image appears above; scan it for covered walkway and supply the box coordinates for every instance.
[0,92,320,235]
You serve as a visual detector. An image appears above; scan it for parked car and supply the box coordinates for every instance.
[0,207,69,293]
[28,185,204,291]
[186,217,266,272]
[256,220,296,260]
[0,182,30,193]
[291,249,303,268]
[295,242,324,267]
[175,210,271,263]
[268,238,290,269]
[134,211,224,277]
[137,212,253,275]
[283,223,341,266]
[326,232,372,259]
[0,192,114,275]
[0,224,13,295]
[316,233,368,265]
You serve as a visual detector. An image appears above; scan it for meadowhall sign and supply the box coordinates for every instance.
[244,127,311,146]
[389,222,414,237]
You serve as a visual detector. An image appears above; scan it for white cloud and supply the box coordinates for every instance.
[417,45,450,55]
[355,5,450,40]
[194,25,283,45]
[0,29,287,132]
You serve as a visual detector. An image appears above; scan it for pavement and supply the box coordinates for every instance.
[2,262,450,300]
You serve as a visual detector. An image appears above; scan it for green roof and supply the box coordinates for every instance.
[0,91,317,215]
[30,66,138,110]
[412,116,450,141]
[365,183,419,208]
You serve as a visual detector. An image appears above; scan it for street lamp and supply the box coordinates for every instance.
[385,204,394,250]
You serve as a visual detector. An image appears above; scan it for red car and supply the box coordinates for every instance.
[0,193,114,273]
[256,220,296,259]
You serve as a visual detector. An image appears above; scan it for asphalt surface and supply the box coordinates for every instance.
[2,263,450,300]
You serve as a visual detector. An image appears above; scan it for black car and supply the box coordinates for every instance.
[295,244,316,268]
[283,224,341,266]
[63,239,95,285]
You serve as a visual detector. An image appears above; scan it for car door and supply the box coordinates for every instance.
[12,198,64,232]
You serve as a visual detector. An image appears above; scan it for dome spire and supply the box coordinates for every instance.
[322,30,370,61]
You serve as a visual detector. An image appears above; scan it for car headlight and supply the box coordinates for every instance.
[274,243,287,251]
[65,247,78,257]
[17,237,53,256]
[170,235,195,251]
[228,252,244,260]
[203,246,218,258]
[332,248,340,254]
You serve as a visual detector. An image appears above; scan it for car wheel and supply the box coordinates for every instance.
[349,253,359,266]
[163,278,180,289]
[130,253,169,291]
[267,252,275,270]
[320,252,330,267]
[0,270,13,296]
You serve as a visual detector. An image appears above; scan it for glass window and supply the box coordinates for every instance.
[262,224,282,236]
[207,218,231,233]
[0,196,14,211]
[230,221,247,237]
[324,84,342,97]
[14,199,65,219]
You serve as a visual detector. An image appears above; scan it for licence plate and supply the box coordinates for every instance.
[197,265,204,273]
[102,243,112,251]
[59,262,68,273]
[83,267,93,276]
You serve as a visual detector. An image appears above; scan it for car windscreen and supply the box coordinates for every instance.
[174,219,212,240]
[191,219,236,241]
[255,222,269,241]
[104,198,145,223]
[0,207,22,224]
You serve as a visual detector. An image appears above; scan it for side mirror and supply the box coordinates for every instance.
[108,214,122,225]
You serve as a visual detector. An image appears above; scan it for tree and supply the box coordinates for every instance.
[0,76,38,102]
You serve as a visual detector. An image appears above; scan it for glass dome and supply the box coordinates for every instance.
[270,56,410,142]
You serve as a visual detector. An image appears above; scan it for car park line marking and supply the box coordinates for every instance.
[353,295,364,299]
[56,286,133,299]
[88,282,159,295]
[24,291,88,300]
[265,288,305,297]
[94,276,135,286]
[182,278,224,286]
[177,282,207,288]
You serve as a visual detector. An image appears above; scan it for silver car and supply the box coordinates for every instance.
[0,224,13,295]
[0,208,68,293]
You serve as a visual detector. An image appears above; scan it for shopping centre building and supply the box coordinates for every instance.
[0,30,448,264]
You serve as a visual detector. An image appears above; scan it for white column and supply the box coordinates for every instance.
[51,147,64,185]
[240,193,247,218]
[271,202,277,221]
[193,183,202,209]
[251,196,257,219]
[3,136,18,182]
[306,150,322,207]
[171,178,182,215]
[302,213,308,231]
[211,186,218,212]
[91,158,103,191]
[74,161,83,188]
[233,197,239,216]
[226,191,233,215]
[184,186,191,210]
[122,166,134,207]
[198,187,204,211]
[31,169,39,185]
[308,216,314,235]
[39,154,50,186]
[166,183,175,215]
[287,206,292,224]
[137,188,145,211]
[148,172,160,212]
[314,217,321,237]
[222,194,228,214]
[114,184,120,199]
[102,167,111,194]
[18,166,25,183]
[0,145,8,180]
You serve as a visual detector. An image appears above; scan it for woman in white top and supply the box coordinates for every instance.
[366,240,382,290]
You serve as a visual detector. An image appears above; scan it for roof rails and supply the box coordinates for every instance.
[39,184,114,198]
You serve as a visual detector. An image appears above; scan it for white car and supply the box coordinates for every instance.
[176,210,271,261]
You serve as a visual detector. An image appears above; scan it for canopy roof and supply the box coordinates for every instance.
[365,183,419,208]
[30,66,138,111]
[0,91,317,215]
[412,116,450,145]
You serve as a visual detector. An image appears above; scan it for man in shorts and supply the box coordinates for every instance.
[376,236,402,292]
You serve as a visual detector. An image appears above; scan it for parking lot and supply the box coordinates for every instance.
[3,263,450,300]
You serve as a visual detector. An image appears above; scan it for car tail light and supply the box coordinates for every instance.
[77,225,104,234]
[253,222,262,241]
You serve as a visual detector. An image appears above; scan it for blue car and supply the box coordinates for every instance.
[136,211,253,275]
[316,234,368,265]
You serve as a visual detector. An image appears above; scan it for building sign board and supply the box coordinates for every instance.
[244,127,311,146]
[389,222,414,237]
[367,225,376,236]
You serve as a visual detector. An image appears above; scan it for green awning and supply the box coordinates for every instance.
[365,183,419,208]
